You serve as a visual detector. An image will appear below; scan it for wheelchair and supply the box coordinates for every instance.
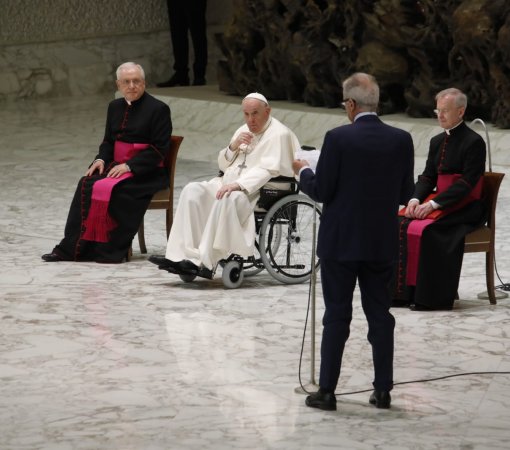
[177,175,323,289]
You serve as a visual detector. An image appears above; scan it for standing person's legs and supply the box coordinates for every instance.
[318,259,358,392]
[186,0,208,84]
[163,0,190,85]
[358,260,395,392]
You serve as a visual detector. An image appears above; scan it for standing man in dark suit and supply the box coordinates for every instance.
[293,73,415,411]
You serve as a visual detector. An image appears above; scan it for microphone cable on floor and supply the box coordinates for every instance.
[494,253,510,291]
[332,371,510,397]
[297,267,510,397]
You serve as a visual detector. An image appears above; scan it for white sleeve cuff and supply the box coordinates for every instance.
[429,199,440,209]
[225,147,236,161]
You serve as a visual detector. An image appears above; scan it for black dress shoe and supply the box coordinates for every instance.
[177,259,200,273]
[369,390,391,409]
[409,303,452,311]
[148,255,164,265]
[179,261,214,279]
[196,266,213,279]
[392,299,410,308]
[409,303,431,311]
[156,73,190,88]
[305,389,337,411]
[41,252,64,262]
[149,255,179,270]
[192,77,206,86]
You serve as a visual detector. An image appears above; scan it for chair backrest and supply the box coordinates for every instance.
[168,135,184,189]
[481,171,505,230]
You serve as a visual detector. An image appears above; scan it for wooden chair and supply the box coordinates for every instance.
[137,135,183,255]
[464,171,505,304]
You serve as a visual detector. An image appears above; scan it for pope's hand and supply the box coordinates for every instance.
[292,159,310,175]
[231,132,253,151]
[216,183,242,199]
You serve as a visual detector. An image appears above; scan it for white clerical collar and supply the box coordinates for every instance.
[354,112,377,121]
[445,120,463,135]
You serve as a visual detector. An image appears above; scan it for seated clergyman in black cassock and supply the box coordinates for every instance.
[392,88,486,311]
[42,62,172,263]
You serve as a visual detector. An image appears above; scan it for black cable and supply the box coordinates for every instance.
[494,251,510,291]
[333,371,510,397]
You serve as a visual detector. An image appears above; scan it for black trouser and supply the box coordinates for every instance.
[166,0,208,79]
[319,259,395,393]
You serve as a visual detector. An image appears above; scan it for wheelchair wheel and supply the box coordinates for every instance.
[259,194,321,284]
[222,260,244,289]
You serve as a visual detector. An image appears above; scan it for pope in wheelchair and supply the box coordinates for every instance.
[149,92,315,287]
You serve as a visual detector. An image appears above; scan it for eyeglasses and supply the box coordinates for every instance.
[434,107,461,116]
[341,98,356,109]
[118,78,144,87]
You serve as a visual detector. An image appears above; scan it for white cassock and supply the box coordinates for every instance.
[165,116,300,269]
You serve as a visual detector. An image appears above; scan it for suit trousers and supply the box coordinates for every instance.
[167,0,208,78]
[319,259,395,393]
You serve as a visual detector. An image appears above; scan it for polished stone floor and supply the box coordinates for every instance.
[1,89,510,450]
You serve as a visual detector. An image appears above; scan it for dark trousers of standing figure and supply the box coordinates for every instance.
[167,0,208,81]
[319,259,395,393]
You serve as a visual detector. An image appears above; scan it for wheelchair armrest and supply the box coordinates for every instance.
[268,175,297,184]
[268,175,297,183]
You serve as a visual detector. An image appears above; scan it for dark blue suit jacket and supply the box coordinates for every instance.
[299,114,415,261]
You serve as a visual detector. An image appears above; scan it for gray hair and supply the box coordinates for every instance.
[116,62,145,80]
[435,88,467,108]
[342,73,379,110]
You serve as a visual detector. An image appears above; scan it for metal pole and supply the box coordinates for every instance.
[470,118,492,172]
[295,200,319,394]
[469,119,507,300]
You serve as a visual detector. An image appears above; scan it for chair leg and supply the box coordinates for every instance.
[486,250,497,305]
[138,218,147,254]
[166,208,172,238]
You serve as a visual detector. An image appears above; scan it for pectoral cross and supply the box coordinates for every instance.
[237,160,247,175]
[237,150,248,175]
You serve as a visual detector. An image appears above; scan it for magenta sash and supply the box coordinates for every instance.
[405,174,483,286]
[82,141,149,243]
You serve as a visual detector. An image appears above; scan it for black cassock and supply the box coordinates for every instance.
[393,121,486,309]
[52,92,172,263]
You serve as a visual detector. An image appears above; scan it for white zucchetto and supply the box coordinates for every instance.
[243,92,269,105]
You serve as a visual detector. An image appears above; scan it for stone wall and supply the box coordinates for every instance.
[0,0,232,100]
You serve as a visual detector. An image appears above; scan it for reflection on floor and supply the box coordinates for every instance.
[1,90,510,450]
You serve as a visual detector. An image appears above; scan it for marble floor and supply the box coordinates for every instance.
[1,89,510,450]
